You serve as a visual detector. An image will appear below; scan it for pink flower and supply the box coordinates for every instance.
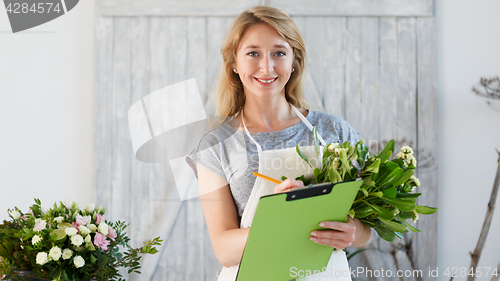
[93,233,110,250]
[33,220,47,231]
[95,214,105,225]
[75,215,88,226]
[72,222,81,234]
[21,215,28,221]
[107,226,117,241]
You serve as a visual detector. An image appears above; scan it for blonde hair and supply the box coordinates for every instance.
[215,6,309,117]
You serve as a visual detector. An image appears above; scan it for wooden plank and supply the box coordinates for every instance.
[303,17,346,117]
[93,17,113,216]
[98,0,433,17]
[379,17,398,147]
[99,0,260,16]
[205,17,232,115]
[290,16,324,112]
[344,17,362,131]
[110,17,132,223]
[397,17,418,149]
[128,17,151,281]
[360,17,379,153]
[143,17,184,281]
[415,17,438,280]
[271,0,433,16]
[185,17,210,281]
[165,16,188,280]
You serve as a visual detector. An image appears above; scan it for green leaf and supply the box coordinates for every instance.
[356,141,369,167]
[364,201,395,220]
[313,167,320,183]
[328,167,341,183]
[312,126,320,154]
[382,187,397,198]
[281,176,288,181]
[378,140,395,163]
[391,159,405,167]
[364,158,380,173]
[416,205,438,214]
[401,219,421,232]
[383,197,416,212]
[374,225,396,242]
[377,167,404,188]
[396,192,422,198]
[379,219,407,232]
[296,144,312,169]
[393,169,415,187]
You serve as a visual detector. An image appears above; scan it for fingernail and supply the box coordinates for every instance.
[310,237,316,242]
[311,231,317,236]
[319,222,325,227]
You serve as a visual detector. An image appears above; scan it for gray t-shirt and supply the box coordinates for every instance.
[185,110,359,222]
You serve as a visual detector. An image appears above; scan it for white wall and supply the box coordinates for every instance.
[0,1,95,219]
[437,0,500,279]
[1,0,499,278]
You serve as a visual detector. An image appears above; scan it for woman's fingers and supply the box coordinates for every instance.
[309,217,357,249]
[274,178,304,194]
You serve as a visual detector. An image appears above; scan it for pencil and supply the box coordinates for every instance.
[253,172,282,184]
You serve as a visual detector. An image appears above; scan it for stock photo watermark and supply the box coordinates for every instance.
[290,266,500,279]
[3,0,79,32]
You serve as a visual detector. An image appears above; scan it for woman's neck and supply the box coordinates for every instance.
[240,95,299,133]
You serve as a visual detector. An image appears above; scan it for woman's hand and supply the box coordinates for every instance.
[310,217,371,249]
[274,178,305,193]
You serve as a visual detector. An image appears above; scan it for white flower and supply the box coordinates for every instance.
[327,143,339,152]
[87,224,97,233]
[73,255,85,268]
[332,158,340,169]
[79,225,90,236]
[83,215,92,225]
[85,203,95,213]
[62,248,73,260]
[32,235,42,245]
[54,216,64,223]
[98,222,109,236]
[71,235,84,246]
[49,246,62,261]
[33,220,47,232]
[408,156,417,167]
[64,199,75,209]
[401,146,414,155]
[65,227,78,236]
[84,234,91,243]
[9,210,21,220]
[411,175,421,187]
[36,252,49,265]
[396,152,405,159]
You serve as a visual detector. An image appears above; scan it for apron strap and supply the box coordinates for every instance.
[290,105,327,146]
[241,104,327,149]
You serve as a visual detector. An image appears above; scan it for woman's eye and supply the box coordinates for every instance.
[275,51,286,57]
[247,51,258,57]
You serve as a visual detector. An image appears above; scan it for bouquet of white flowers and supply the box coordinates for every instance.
[0,199,161,281]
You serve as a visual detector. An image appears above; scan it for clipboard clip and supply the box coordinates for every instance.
[285,182,334,201]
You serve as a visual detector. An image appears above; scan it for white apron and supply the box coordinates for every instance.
[217,105,351,281]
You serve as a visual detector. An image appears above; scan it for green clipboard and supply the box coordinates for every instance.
[236,180,362,281]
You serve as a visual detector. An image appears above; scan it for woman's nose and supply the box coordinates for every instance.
[260,55,274,74]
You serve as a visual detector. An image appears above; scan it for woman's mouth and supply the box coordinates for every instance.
[254,77,278,84]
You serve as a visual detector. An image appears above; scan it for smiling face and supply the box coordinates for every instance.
[234,23,295,101]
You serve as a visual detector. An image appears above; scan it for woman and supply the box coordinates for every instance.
[186,6,371,281]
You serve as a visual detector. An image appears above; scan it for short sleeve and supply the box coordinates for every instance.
[335,118,360,145]
[185,131,227,182]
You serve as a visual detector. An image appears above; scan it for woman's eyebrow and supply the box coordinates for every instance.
[243,44,289,50]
